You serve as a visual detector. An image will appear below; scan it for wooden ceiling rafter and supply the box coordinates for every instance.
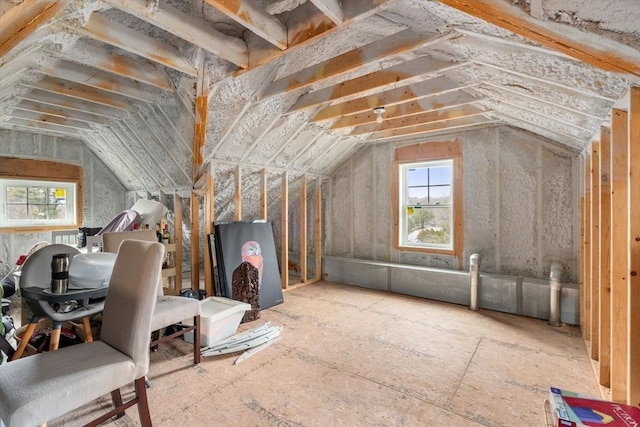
[437,0,640,79]
[365,114,497,141]
[12,100,114,125]
[23,76,132,109]
[347,103,488,135]
[309,0,343,25]
[71,13,197,76]
[102,0,248,68]
[16,88,127,118]
[7,108,92,130]
[288,56,465,113]
[7,116,82,136]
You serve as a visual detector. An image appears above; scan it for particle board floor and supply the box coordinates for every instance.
[15,281,600,426]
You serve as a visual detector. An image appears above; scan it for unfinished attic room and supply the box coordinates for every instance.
[1,0,640,425]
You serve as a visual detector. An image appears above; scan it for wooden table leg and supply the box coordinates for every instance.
[82,317,93,342]
[11,320,37,360]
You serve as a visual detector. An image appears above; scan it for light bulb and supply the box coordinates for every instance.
[373,106,385,124]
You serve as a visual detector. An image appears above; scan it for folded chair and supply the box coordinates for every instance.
[12,244,105,360]
[0,240,164,427]
[102,231,201,364]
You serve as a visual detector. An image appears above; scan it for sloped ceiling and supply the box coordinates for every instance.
[0,0,638,191]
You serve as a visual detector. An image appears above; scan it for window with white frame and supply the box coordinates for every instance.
[398,160,454,250]
[0,179,77,227]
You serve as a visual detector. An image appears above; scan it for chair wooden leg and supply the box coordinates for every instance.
[11,319,38,360]
[82,317,94,342]
[135,377,153,427]
[193,315,201,364]
[110,389,125,419]
[49,323,62,351]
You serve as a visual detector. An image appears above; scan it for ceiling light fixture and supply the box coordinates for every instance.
[373,106,386,123]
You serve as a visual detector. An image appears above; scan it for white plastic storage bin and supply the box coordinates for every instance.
[184,297,251,347]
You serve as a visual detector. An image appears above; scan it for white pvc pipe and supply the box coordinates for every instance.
[549,262,563,326]
[469,253,480,311]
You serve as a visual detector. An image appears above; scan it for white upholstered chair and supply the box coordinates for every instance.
[0,240,164,427]
[102,231,201,365]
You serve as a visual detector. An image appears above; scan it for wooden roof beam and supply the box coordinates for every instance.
[262,29,442,99]
[288,56,464,112]
[365,115,499,141]
[437,0,640,79]
[102,0,248,68]
[47,40,173,91]
[348,104,486,134]
[205,0,287,50]
[72,12,197,76]
[7,117,81,136]
[0,0,68,58]
[17,88,127,118]
[23,76,131,109]
[7,109,92,130]
[13,99,114,125]
[313,76,464,121]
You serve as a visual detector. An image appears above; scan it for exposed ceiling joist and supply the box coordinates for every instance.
[289,56,463,112]
[262,29,442,99]
[17,88,127,118]
[0,0,67,58]
[365,114,496,140]
[72,13,197,77]
[40,61,163,103]
[7,116,81,136]
[7,108,92,130]
[310,0,343,24]
[23,76,131,109]
[437,0,640,79]
[205,0,287,50]
[102,0,248,68]
[13,99,114,125]
[49,40,173,91]
[348,104,487,134]
[313,76,464,122]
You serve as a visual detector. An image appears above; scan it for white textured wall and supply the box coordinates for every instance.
[326,126,577,281]
[0,129,125,268]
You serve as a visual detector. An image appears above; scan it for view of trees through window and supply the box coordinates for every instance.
[403,162,452,247]
[6,186,67,221]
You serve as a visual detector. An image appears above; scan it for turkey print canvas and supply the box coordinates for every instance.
[212,221,284,311]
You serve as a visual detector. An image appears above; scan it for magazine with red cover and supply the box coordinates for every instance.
[549,387,640,427]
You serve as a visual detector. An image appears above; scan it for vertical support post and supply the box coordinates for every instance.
[583,152,592,340]
[579,154,586,336]
[590,141,600,360]
[234,165,242,221]
[174,193,183,290]
[190,192,200,291]
[281,172,289,289]
[627,86,640,406]
[300,176,308,284]
[611,108,629,403]
[315,178,322,281]
[469,253,480,311]
[204,170,214,297]
[599,126,612,387]
[260,168,268,220]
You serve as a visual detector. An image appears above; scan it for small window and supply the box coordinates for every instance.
[1,179,77,227]
[399,160,453,249]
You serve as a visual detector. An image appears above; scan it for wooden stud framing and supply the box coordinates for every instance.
[610,108,629,403]
[234,165,242,221]
[260,168,268,220]
[583,152,591,341]
[579,154,586,337]
[190,192,200,290]
[599,126,612,387]
[627,86,640,406]
[281,172,289,290]
[174,193,183,291]
[204,172,214,297]
[300,176,308,284]
[590,141,600,360]
[315,178,322,281]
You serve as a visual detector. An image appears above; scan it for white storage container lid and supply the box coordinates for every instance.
[69,252,117,289]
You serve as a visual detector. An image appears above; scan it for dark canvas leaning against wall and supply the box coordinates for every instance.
[209,221,284,311]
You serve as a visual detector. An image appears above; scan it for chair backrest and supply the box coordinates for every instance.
[100,240,164,378]
[19,244,81,290]
[102,230,157,253]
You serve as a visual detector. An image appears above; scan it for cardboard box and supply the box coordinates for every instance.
[549,387,640,426]
[184,297,251,346]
